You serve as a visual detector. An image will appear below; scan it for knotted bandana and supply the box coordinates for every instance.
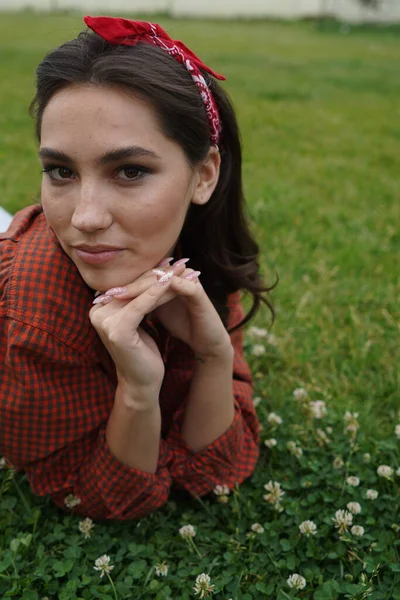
[84,15,225,145]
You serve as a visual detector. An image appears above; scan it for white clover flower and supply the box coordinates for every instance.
[93,555,114,578]
[287,573,306,590]
[64,494,82,509]
[299,520,317,536]
[267,412,283,426]
[193,573,215,598]
[346,476,360,487]
[309,400,327,419]
[0,457,6,469]
[332,510,353,534]
[287,441,303,457]
[366,489,378,500]
[264,438,277,448]
[333,456,344,469]
[266,333,278,346]
[252,396,262,407]
[248,326,269,338]
[326,426,333,434]
[179,524,196,539]
[251,523,264,534]
[377,465,393,479]
[155,561,169,576]
[316,428,330,446]
[251,344,266,357]
[351,525,365,537]
[363,453,371,463]
[343,411,360,436]
[78,518,94,539]
[395,424,400,439]
[293,388,308,401]
[213,485,230,496]
[293,446,303,458]
[347,502,362,515]
[263,480,285,505]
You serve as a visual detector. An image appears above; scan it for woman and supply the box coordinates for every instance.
[0,15,273,520]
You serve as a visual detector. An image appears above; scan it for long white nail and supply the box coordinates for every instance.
[184,270,201,281]
[157,271,174,285]
[157,256,174,267]
[93,294,113,304]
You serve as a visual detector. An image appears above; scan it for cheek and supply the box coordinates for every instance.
[41,182,70,228]
[129,181,190,236]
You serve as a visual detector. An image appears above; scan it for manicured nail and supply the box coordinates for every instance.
[104,287,128,296]
[172,257,190,269]
[157,271,174,285]
[93,294,113,304]
[157,256,174,267]
[152,268,167,277]
[94,290,102,298]
[184,270,201,281]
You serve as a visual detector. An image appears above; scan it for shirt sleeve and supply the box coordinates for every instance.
[1,320,174,521]
[162,290,260,496]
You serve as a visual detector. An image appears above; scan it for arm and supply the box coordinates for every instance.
[180,349,235,452]
[1,321,173,520]
[162,291,260,495]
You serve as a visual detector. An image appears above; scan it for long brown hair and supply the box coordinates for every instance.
[30,29,276,332]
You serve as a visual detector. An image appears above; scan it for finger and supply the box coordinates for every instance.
[90,274,176,327]
[168,273,208,306]
[120,276,177,331]
[98,260,191,302]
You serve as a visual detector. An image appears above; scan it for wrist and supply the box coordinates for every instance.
[116,381,160,412]
[194,342,234,366]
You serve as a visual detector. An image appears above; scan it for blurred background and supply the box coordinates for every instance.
[1,0,400,22]
[0,2,399,429]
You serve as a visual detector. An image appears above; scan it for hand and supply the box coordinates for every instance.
[89,262,188,397]
[102,261,233,363]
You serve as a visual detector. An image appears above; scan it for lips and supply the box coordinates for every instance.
[74,247,125,265]
[74,245,123,253]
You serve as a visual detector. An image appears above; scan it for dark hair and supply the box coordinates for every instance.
[30,29,276,332]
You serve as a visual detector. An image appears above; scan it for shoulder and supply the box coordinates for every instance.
[0,204,96,349]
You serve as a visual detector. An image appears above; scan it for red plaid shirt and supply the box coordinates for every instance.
[0,205,259,520]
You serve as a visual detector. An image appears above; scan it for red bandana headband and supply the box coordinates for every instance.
[83,16,225,145]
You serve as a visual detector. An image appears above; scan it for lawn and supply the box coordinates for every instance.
[0,11,399,600]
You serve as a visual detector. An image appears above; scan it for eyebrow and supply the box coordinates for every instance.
[38,146,162,164]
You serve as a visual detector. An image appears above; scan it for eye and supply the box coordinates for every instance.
[42,166,74,181]
[117,166,149,181]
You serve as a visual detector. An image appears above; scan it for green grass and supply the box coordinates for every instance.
[0,12,399,600]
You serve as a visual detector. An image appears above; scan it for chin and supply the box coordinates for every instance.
[78,267,140,294]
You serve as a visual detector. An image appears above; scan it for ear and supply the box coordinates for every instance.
[190,146,221,206]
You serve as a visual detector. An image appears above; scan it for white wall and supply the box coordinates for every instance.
[1,0,400,23]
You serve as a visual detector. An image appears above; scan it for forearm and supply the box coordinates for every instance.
[181,348,235,452]
[106,383,161,473]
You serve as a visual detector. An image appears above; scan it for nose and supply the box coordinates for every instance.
[71,180,112,231]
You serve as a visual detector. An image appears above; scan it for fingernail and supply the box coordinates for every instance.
[152,268,167,277]
[157,256,174,267]
[172,257,190,269]
[93,294,113,304]
[94,290,102,298]
[104,287,128,296]
[184,270,201,280]
[157,271,174,285]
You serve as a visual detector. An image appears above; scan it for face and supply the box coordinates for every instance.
[39,84,219,293]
